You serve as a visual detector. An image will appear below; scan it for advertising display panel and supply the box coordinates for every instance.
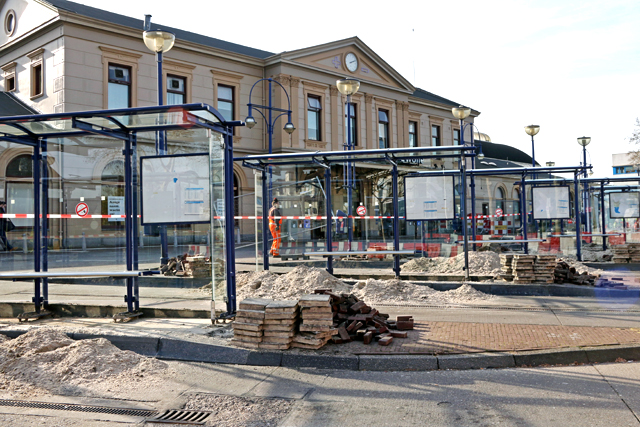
[140,153,210,225]
[532,186,571,220]
[610,192,640,218]
[404,175,455,220]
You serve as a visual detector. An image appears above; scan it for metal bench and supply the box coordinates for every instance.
[457,239,546,244]
[302,250,416,257]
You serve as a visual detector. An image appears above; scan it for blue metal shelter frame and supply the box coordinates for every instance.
[410,164,590,259]
[236,145,477,278]
[0,104,241,318]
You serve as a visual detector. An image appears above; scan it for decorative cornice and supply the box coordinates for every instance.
[364,93,374,103]
[98,46,142,60]
[1,62,17,72]
[329,87,339,96]
[290,77,301,88]
[164,59,196,72]
[302,80,328,92]
[272,74,291,86]
[210,68,244,80]
[26,47,45,60]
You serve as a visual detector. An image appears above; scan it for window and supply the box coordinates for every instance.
[6,154,33,228]
[31,63,43,98]
[345,103,357,146]
[108,64,131,109]
[4,10,16,36]
[2,62,16,92]
[167,75,186,105]
[431,125,441,146]
[409,121,418,147]
[453,129,460,146]
[307,95,322,141]
[217,85,234,122]
[495,186,505,218]
[378,110,389,149]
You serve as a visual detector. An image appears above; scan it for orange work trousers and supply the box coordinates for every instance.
[269,223,281,256]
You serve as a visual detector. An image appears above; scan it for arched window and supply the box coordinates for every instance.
[101,160,124,183]
[495,186,505,218]
[6,154,32,178]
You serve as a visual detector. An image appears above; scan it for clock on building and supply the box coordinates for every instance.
[345,53,358,72]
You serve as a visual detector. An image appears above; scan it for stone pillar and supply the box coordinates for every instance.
[272,74,291,152]
[330,86,340,152]
[364,93,374,150]
[290,77,300,149]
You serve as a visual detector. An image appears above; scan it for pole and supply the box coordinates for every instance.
[224,127,237,315]
[521,174,528,254]
[33,140,42,313]
[325,167,333,275]
[392,163,400,278]
[261,169,269,270]
[124,133,134,313]
[531,135,535,168]
[470,128,477,250]
[131,134,140,311]
[156,50,168,266]
[268,79,273,204]
[575,172,582,261]
[41,139,49,308]
[346,95,353,250]
[459,120,470,280]
[600,182,607,251]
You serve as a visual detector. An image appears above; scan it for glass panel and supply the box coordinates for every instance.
[218,86,233,101]
[108,83,130,109]
[108,66,130,83]
[167,92,185,106]
[378,123,388,148]
[209,131,226,310]
[6,154,32,177]
[308,96,321,110]
[167,76,184,93]
[0,124,27,136]
[218,100,233,122]
[307,110,320,141]
[378,110,388,122]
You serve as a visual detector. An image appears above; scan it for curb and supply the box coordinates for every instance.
[1,330,637,371]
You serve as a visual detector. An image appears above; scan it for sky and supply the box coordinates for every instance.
[75,0,640,178]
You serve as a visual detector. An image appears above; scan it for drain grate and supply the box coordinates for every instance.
[0,399,157,417]
[148,409,211,425]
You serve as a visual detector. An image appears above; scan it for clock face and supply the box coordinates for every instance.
[345,53,358,72]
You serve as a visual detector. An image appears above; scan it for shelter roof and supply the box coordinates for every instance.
[0,92,39,116]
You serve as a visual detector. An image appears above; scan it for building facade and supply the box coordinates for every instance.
[0,0,540,249]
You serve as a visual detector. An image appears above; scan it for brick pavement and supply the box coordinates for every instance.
[348,322,640,355]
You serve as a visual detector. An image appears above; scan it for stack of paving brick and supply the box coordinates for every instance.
[184,256,211,278]
[314,289,412,347]
[293,294,337,349]
[612,245,630,263]
[533,255,556,284]
[629,243,640,263]
[510,254,536,284]
[231,298,270,349]
[499,254,514,281]
[261,300,299,350]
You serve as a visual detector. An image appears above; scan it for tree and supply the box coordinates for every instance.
[627,118,640,166]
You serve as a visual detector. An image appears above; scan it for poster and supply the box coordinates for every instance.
[404,175,455,220]
[141,154,210,225]
[107,196,125,222]
[532,186,571,220]
[610,192,640,218]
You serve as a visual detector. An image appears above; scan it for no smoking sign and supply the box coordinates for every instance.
[76,202,89,217]
[356,205,367,216]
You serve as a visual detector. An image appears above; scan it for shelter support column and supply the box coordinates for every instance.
[575,173,582,261]
[325,167,333,275]
[521,174,528,254]
[33,140,42,313]
[41,139,49,308]
[262,169,269,271]
[600,182,606,251]
[392,163,400,278]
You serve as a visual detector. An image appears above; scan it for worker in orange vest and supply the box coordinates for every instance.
[268,198,282,256]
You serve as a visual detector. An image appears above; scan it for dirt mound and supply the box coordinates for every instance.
[236,265,353,301]
[402,252,502,276]
[0,329,168,397]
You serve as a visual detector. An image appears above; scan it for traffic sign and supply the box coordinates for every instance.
[495,208,503,217]
[356,205,367,216]
[76,202,89,217]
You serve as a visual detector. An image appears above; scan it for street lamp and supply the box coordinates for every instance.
[577,136,592,232]
[143,15,175,266]
[546,162,555,167]
[525,125,540,168]
[451,105,471,280]
[336,78,360,250]
[245,78,295,270]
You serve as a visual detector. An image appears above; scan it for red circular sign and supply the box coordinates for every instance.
[356,205,367,216]
[76,202,89,217]
[495,208,503,217]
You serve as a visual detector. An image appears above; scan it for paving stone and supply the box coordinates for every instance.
[438,352,515,370]
[359,355,437,371]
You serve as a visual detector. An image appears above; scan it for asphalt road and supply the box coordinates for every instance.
[0,361,639,426]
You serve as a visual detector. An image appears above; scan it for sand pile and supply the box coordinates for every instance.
[0,329,168,397]
[236,265,352,301]
[236,266,494,305]
[352,280,493,305]
[402,252,502,276]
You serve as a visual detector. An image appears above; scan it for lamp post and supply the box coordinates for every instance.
[143,15,175,266]
[577,136,591,233]
[525,125,540,168]
[245,78,295,270]
[336,78,361,250]
[452,105,471,280]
